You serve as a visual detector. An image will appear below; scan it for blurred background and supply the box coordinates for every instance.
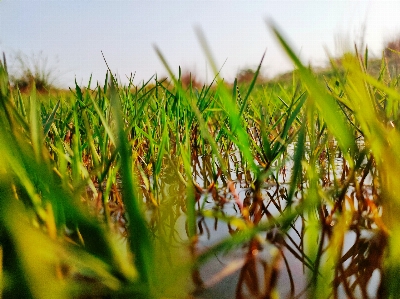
[1,0,399,88]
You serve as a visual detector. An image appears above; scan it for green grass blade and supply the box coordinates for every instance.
[43,99,60,138]
[239,50,266,118]
[270,23,356,156]
[108,76,154,286]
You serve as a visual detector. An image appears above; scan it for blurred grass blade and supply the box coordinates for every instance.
[269,22,356,156]
[108,75,154,285]
[29,84,42,161]
[154,45,227,173]
[287,115,305,205]
[194,27,259,174]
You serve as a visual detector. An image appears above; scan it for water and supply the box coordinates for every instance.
[123,137,381,298]
[192,212,382,298]
[188,140,381,298]
[194,216,307,298]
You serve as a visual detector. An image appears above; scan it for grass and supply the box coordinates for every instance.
[8,51,59,93]
[0,24,400,298]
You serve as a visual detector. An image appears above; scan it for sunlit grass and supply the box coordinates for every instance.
[0,24,400,298]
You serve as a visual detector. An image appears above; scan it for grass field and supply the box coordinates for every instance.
[1,26,400,298]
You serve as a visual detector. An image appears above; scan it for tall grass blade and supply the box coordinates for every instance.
[108,74,154,286]
[239,50,266,118]
[270,23,356,157]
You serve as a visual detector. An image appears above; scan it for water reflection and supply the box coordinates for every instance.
[193,212,384,298]
[99,135,384,298]
[185,140,384,298]
[195,216,307,298]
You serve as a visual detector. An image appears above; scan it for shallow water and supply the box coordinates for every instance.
[194,216,307,298]
[189,144,380,298]
[193,214,381,298]
[144,138,380,298]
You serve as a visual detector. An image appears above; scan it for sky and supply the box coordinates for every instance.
[1,0,400,88]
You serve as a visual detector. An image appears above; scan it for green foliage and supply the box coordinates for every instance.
[1,24,400,298]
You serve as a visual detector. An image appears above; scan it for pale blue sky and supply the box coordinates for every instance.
[1,1,400,88]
